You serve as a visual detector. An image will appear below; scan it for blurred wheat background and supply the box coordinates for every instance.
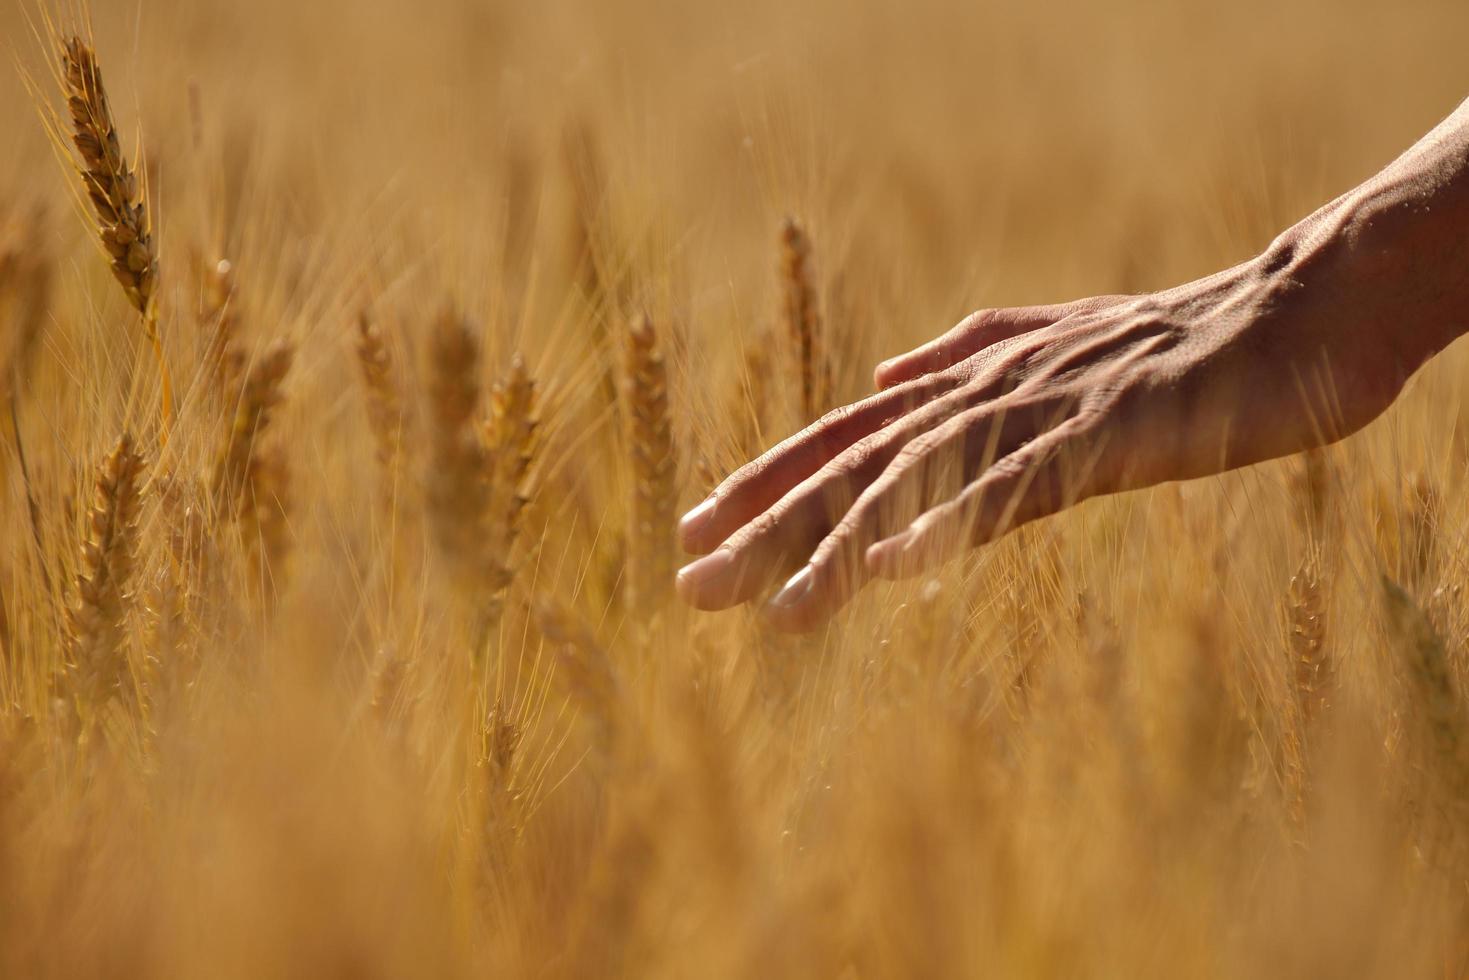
[2,0,1469,976]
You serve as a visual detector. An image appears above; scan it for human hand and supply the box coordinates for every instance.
[675,241,1428,632]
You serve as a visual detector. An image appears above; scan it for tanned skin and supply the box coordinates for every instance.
[677,96,1469,632]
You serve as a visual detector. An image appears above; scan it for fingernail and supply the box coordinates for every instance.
[678,496,718,539]
[676,548,735,602]
[767,567,814,609]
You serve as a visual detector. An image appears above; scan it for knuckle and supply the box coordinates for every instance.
[956,308,997,335]
[1002,340,1048,381]
[736,507,784,546]
[831,505,869,541]
[1121,295,1164,320]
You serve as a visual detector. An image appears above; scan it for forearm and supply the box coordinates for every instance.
[1266,96,1469,380]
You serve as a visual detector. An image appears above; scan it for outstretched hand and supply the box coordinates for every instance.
[675,239,1429,631]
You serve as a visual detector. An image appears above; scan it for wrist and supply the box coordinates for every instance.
[1257,166,1469,382]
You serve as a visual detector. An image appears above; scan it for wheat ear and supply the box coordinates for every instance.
[1405,472,1439,589]
[426,311,489,583]
[1381,575,1466,790]
[355,313,403,476]
[484,353,539,598]
[780,217,829,422]
[65,433,146,715]
[1288,553,1331,726]
[534,599,619,746]
[370,647,414,735]
[623,315,678,613]
[213,342,294,516]
[56,36,174,431]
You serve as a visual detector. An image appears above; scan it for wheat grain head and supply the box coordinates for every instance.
[65,433,146,717]
[623,314,678,614]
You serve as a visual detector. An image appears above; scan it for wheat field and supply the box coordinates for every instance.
[2,0,1469,976]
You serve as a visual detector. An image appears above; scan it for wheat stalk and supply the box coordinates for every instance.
[0,206,52,401]
[200,258,241,391]
[1381,575,1466,793]
[426,311,490,586]
[534,598,619,746]
[243,444,291,584]
[623,314,678,614]
[213,342,293,517]
[54,35,174,431]
[1292,448,1331,541]
[1288,554,1331,725]
[1405,472,1439,589]
[370,646,415,736]
[484,353,539,600]
[355,312,404,476]
[65,433,146,717]
[0,713,39,842]
[779,216,829,422]
[425,317,543,652]
[482,698,522,782]
[562,121,609,305]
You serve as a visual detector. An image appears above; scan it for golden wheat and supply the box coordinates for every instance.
[1405,471,1440,589]
[623,314,678,614]
[355,312,404,477]
[53,35,173,428]
[779,216,829,422]
[213,341,293,517]
[535,598,619,746]
[56,38,156,320]
[199,257,241,391]
[1,2,1468,975]
[1289,553,1331,725]
[483,352,538,599]
[0,206,51,400]
[64,433,145,718]
[481,697,521,780]
[425,310,491,585]
[1382,575,1466,792]
[370,646,414,733]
